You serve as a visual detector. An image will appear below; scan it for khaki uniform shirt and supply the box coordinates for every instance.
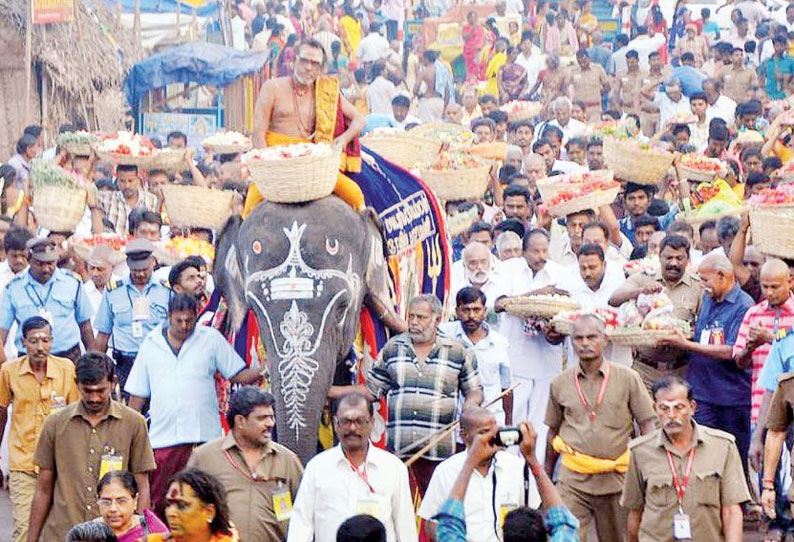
[766,373,794,500]
[570,64,611,106]
[624,270,703,363]
[188,434,305,542]
[545,362,656,495]
[640,69,671,114]
[34,400,156,542]
[720,67,759,103]
[0,355,78,472]
[620,422,751,542]
[617,69,648,114]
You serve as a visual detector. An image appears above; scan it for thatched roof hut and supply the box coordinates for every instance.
[0,0,143,158]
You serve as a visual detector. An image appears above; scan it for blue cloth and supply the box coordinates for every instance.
[703,21,720,41]
[362,114,397,135]
[94,276,171,354]
[759,331,794,393]
[686,284,754,407]
[618,205,679,246]
[434,499,579,542]
[587,45,612,73]
[0,269,91,353]
[434,59,457,104]
[124,324,246,448]
[760,54,794,100]
[671,66,708,97]
[694,401,751,470]
[124,42,268,106]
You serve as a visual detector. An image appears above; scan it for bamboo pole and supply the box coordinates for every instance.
[402,382,521,467]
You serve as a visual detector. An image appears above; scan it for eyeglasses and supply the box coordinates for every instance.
[97,497,132,508]
[335,417,371,428]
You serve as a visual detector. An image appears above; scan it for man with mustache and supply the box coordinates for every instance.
[609,234,703,389]
[451,242,508,318]
[367,295,483,498]
[621,376,749,542]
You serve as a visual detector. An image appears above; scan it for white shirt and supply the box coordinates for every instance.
[357,32,391,63]
[394,114,422,130]
[505,0,524,14]
[231,15,247,51]
[439,321,512,423]
[653,92,691,127]
[625,34,666,71]
[289,445,418,542]
[0,262,23,361]
[706,94,737,126]
[610,46,629,75]
[367,76,398,116]
[551,159,587,175]
[549,118,587,143]
[418,451,541,542]
[84,280,105,328]
[515,47,544,89]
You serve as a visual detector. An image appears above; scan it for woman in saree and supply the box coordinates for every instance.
[497,45,528,103]
[462,10,487,82]
[95,471,168,542]
[484,38,508,97]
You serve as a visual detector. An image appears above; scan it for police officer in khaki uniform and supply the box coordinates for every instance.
[639,51,672,137]
[762,372,794,521]
[614,50,647,116]
[621,376,750,542]
[569,49,612,122]
[545,315,656,542]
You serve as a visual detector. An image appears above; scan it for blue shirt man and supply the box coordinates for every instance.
[0,238,93,362]
[760,36,794,100]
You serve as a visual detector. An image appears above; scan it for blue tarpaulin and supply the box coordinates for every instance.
[124,42,268,105]
[102,0,219,17]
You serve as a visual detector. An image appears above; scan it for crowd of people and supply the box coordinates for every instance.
[9,0,794,541]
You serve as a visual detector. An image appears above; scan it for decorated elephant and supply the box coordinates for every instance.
[214,196,403,463]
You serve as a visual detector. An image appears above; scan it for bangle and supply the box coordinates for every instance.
[763,478,775,484]
[530,462,542,477]
[763,486,776,492]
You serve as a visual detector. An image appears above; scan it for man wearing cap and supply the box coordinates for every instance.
[92,239,171,396]
[0,238,93,364]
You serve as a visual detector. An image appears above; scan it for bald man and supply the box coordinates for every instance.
[495,231,522,261]
[659,252,755,469]
[417,407,541,542]
[522,154,546,196]
[449,243,508,319]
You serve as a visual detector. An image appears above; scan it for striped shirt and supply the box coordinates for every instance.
[97,188,158,236]
[732,296,794,424]
[366,333,482,461]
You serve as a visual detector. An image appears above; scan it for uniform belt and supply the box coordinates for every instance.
[635,356,687,371]
[112,349,138,360]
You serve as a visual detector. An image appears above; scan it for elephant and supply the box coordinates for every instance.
[214,196,402,463]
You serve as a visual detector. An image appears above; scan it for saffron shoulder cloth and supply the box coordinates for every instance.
[242,75,364,217]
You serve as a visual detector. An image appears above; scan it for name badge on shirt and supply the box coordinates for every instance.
[357,498,380,518]
[39,308,53,325]
[132,297,150,321]
[499,503,518,528]
[673,513,692,540]
[99,454,123,480]
[699,329,710,345]
[132,321,144,339]
[272,485,293,522]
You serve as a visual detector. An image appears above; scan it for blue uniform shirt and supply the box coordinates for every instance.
[686,284,754,407]
[0,268,92,353]
[619,204,679,246]
[759,329,794,393]
[94,276,171,354]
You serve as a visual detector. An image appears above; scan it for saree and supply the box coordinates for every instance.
[339,15,361,57]
[462,23,486,81]
[116,510,169,542]
[484,51,506,97]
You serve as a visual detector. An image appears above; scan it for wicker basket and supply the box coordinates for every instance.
[247,150,342,203]
[202,142,253,155]
[680,164,724,183]
[547,186,620,217]
[537,170,614,203]
[161,185,234,230]
[93,149,154,168]
[412,123,469,138]
[608,328,679,347]
[362,135,441,169]
[750,205,794,258]
[148,149,186,172]
[502,296,580,319]
[421,164,492,202]
[33,185,87,232]
[550,315,574,335]
[603,137,674,185]
[63,142,92,156]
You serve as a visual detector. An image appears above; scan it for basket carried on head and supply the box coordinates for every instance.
[63,143,92,156]
[537,170,614,203]
[546,186,620,217]
[680,164,725,183]
[148,149,186,172]
[161,185,234,230]
[362,135,442,169]
[750,204,794,258]
[603,137,674,185]
[247,149,342,203]
[33,185,87,232]
[421,164,492,202]
[501,295,580,319]
[93,149,154,168]
[203,142,253,155]
[608,328,681,347]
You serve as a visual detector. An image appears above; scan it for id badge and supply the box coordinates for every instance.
[272,486,293,522]
[99,454,123,480]
[699,329,710,345]
[132,298,150,321]
[673,513,692,540]
[132,321,144,339]
[39,308,53,325]
[499,503,518,528]
[711,328,725,346]
[357,498,380,518]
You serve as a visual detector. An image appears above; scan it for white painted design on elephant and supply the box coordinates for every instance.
[244,221,361,436]
[326,237,339,255]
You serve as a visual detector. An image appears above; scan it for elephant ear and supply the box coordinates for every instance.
[360,208,392,307]
[213,215,248,332]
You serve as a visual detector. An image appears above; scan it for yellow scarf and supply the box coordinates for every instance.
[551,435,630,475]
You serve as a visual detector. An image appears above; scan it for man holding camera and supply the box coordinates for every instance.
[417,407,541,542]
[545,315,656,541]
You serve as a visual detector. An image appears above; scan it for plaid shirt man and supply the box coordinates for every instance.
[97,189,158,236]
[733,295,794,424]
[366,332,482,461]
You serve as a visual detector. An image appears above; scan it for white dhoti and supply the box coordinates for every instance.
[511,374,553,466]
[418,96,445,123]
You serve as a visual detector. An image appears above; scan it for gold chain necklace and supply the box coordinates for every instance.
[291,78,316,139]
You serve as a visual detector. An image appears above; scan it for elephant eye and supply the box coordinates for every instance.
[326,238,340,256]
